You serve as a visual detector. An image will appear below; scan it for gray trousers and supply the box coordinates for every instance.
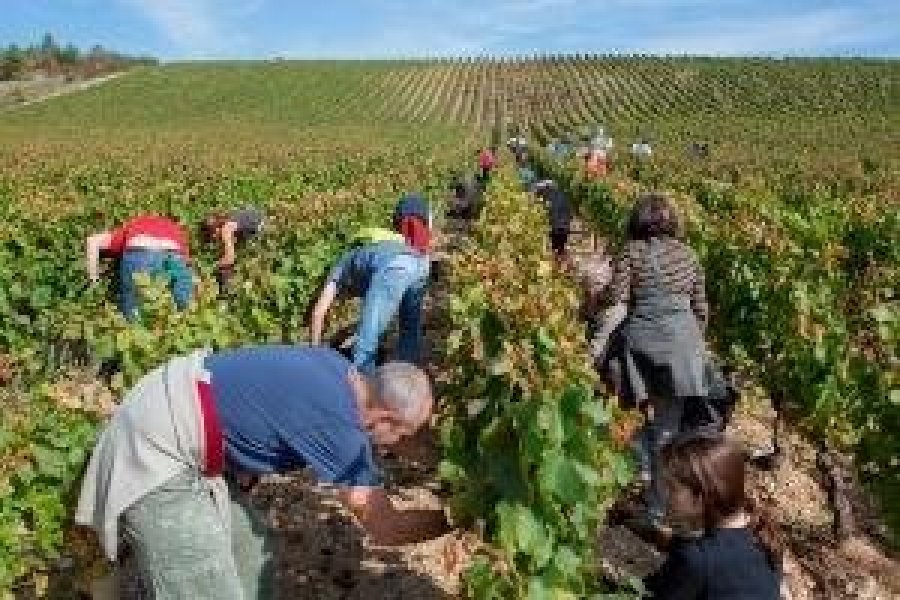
[641,395,685,525]
[122,469,275,599]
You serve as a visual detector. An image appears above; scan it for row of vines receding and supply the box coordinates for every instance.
[437,169,637,598]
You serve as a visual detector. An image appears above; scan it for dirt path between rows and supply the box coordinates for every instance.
[246,214,472,599]
[563,220,900,600]
[0,71,126,112]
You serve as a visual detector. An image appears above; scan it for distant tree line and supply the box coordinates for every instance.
[0,33,157,81]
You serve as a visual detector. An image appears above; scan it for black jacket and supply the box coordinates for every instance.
[645,528,780,599]
[546,188,571,231]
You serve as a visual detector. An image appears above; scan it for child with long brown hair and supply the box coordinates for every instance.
[645,435,784,599]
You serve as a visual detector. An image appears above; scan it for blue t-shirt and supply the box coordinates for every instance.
[327,241,412,297]
[206,345,381,487]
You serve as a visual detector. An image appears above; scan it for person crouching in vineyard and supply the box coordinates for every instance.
[477,145,497,184]
[309,193,431,372]
[85,214,193,320]
[585,146,609,179]
[76,346,450,598]
[642,435,784,599]
[594,193,710,533]
[518,163,537,191]
[534,180,573,270]
[201,207,265,295]
[448,172,485,220]
[631,138,653,160]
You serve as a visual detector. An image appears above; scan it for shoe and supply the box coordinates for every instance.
[624,514,674,551]
[606,495,643,526]
[637,469,651,485]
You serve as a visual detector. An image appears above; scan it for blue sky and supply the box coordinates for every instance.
[3,0,898,60]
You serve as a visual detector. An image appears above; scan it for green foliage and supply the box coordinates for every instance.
[439,173,635,598]
[0,387,99,590]
[0,132,466,592]
[0,34,157,83]
[0,47,24,81]
[534,141,900,545]
[0,57,897,594]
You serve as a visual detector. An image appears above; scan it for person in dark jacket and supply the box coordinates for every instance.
[448,173,484,220]
[600,193,709,527]
[535,180,572,268]
[644,435,783,599]
[688,142,710,159]
[201,207,265,292]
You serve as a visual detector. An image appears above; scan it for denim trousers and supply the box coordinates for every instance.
[353,253,429,372]
[119,249,193,320]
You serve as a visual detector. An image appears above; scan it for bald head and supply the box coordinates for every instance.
[371,362,433,429]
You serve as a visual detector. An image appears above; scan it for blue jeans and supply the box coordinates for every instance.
[119,249,194,320]
[353,253,429,373]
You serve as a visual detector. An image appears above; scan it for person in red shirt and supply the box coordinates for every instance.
[86,215,194,319]
[477,146,497,183]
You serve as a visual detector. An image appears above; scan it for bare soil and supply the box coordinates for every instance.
[566,224,900,600]
[24,212,898,600]
[0,72,124,111]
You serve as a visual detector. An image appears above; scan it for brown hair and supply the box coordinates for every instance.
[662,435,784,570]
[627,192,681,240]
[201,213,228,243]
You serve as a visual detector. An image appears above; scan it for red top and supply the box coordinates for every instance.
[196,380,224,477]
[106,215,190,258]
[398,216,431,253]
[479,149,496,170]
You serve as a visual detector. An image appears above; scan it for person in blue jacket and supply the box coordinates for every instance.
[309,195,431,372]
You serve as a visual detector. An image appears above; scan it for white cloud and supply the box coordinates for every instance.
[125,0,900,59]
[227,0,267,18]
[124,0,264,57]
[277,0,586,58]
[631,6,899,55]
[125,0,223,56]
[279,27,483,60]
[328,0,730,57]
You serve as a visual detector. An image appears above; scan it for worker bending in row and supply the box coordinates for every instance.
[77,345,447,598]
[309,194,431,372]
[86,206,264,318]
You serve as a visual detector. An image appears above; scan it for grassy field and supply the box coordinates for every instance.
[0,58,897,598]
